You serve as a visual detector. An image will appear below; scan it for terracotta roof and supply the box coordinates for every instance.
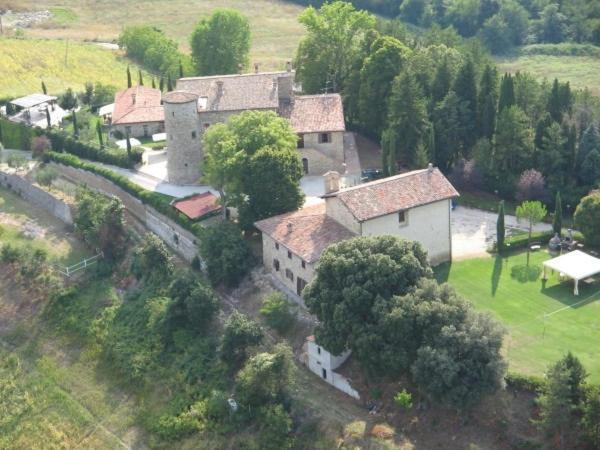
[280,94,345,133]
[112,86,164,125]
[176,71,289,112]
[324,167,459,222]
[172,192,221,220]
[163,90,198,104]
[255,203,356,263]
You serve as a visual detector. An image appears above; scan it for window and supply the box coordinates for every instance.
[287,250,292,259]
[317,347,321,355]
[143,125,149,137]
[285,268,294,281]
[273,259,280,272]
[191,131,197,139]
[297,277,307,295]
[301,260,306,269]
[302,158,308,174]
[297,134,304,148]
[172,111,175,117]
[318,132,331,143]
[125,126,131,135]
[275,242,279,250]
[398,210,407,225]
[322,368,327,379]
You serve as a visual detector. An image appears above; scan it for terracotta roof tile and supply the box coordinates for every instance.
[324,167,459,222]
[280,94,345,133]
[176,72,287,112]
[255,203,356,263]
[172,192,221,220]
[163,90,198,104]
[112,86,164,125]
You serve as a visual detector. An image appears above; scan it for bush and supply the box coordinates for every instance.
[30,135,51,158]
[199,221,254,287]
[516,169,549,203]
[155,413,199,441]
[260,293,295,334]
[131,234,174,283]
[6,154,28,170]
[393,389,413,410]
[505,371,546,392]
[221,311,264,369]
[504,230,554,250]
[574,192,600,247]
[0,243,24,264]
[0,118,37,150]
[35,166,58,187]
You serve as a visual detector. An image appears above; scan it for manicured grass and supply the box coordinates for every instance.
[10,0,306,71]
[435,250,600,382]
[0,37,145,99]
[496,54,600,96]
[0,186,89,265]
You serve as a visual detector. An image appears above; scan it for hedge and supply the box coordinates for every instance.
[505,372,546,393]
[45,152,204,236]
[0,117,38,150]
[0,118,141,168]
[504,230,585,251]
[46,129,143,168]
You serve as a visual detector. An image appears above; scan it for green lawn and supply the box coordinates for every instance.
[435,250,600,382]
[0,37,146,99]
[496,54,600,96]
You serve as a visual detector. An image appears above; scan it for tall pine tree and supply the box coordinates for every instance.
[497,73,515,113]
[431,57,452,105]
[41,81,48,95]
[553,191,562,236]
[126,66,132,88]
[452,58,478,150]
[547,78,563,122]
[497,200,505,253]
[478,64,498,139]
[138,69,144,86]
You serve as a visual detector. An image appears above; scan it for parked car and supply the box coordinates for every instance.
[361,168,384,182]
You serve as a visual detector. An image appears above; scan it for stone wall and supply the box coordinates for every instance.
[0,169,73,225]
[49,162,200,263]
[110,121,164,140]
[165,99,204,184]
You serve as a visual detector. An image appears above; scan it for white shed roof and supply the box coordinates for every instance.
[98,103,114,116]
[10,93,57,108]
[543,250,600,281]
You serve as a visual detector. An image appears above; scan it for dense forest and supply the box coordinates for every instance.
[289,0,600,52]
[295,2,600,207]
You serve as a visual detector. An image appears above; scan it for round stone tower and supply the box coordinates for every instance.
[164,91,202,184]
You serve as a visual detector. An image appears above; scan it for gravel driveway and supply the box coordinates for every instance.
[452,206,553,260]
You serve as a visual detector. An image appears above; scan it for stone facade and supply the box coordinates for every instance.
[261,233,314,296]
[110,121,164,140]
[298,131,345,175]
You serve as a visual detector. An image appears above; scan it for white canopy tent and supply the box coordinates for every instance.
[542,250,600,295]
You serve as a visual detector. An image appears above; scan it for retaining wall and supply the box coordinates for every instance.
[0,169,74,225]
[49,162,200,263]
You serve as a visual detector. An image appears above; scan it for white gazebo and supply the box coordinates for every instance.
[542,250,600,295]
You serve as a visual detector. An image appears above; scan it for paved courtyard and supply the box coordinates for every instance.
[451,206,553,259]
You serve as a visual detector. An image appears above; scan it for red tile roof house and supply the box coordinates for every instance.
[171,192,221,221]
[255,166,459,297]
[163,68,348,184]
[110,86,165,140]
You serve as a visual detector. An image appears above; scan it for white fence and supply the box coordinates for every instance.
[56,252,103,277]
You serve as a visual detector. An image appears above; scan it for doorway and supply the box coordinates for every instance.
[302,158,309,174]
[321,368,327,379]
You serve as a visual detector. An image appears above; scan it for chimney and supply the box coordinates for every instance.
[287,222,293,234]
[324,171,340,194]
[131,93,136,104]
[286,61,292,72]
[428,162,433,173]
[254,62,259,73]
[216,80,224,96]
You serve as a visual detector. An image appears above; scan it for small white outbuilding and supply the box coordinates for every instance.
[542,250,600,295]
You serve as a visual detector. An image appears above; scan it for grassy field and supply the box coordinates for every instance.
[0,186,89,265]
[0,37,146,99]
[496,54,600,96]
[2,0,306,71]
[435,250,600,382]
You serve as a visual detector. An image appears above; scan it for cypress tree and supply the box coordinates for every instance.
[497,73,515,113]
[126,134,132,159]
[72,110,78,137]
[0,120,4,146]
[96,121,104,148]
[151,77,156,89]
[126,66,132,88]
[553,191,562,237]
[547,78,562,122]
[41,81,48,95]
[179,60,184,78]
[159,76,165,92]
[167,75,174,91]
[497,200,505,253]
[431,57,452,105]
[138,69,144,86]
[452,58,477,148]
[45,107,51,129]
[478,65,498,139]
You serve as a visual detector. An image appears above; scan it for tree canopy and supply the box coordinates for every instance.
[190,9,251,76]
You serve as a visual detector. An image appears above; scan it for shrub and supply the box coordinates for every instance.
[6,154,28,170]
[131,234,174,283]
[221,311,264,369]
[574,192,600,247]
[393,389,413,410]
[199,221,254,287]
[256,404,294,450]
[449,158,483,190]
[260,293,295,334]
[155,413,199,441]
[35,166,58,187]
[505,371,546,392]
[30,135,51,158]
[0,243,24,264]
[516,169,549,203]
[0,118,37,150]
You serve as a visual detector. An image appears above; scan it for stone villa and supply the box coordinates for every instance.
[110,86,165,140]
[255,166,459,296]
[163,67,347,184]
